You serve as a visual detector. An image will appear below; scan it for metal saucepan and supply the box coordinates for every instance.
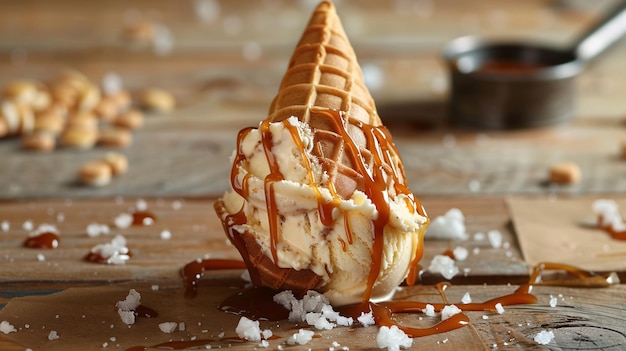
[444,1,626,129]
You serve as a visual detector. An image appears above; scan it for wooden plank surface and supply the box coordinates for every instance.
[0,196,528,285]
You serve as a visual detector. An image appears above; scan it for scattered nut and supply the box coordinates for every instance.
[103,152,129,175]
[66,110,99,130]
[113,109,144,130]
[3,80,38,105]
[61,127,98,149]
[138,88,175,113]
[79,160,112,187]
[34,108,66,134]
[549,162,581,185]
[16,104,35,134]
[93,96,120,121]
[22,131,56,152]
[1,100,21,135]
[98,128,133,148]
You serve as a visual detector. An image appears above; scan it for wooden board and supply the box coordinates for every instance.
[0,196,527,286]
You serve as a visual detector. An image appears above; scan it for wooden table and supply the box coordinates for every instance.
[1,0,626,350]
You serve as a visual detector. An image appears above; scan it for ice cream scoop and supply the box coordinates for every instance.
[215,1,428,306]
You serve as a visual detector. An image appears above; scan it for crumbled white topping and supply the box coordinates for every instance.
[89,234,130,265]
[421,304,436,317]
[549,296,558,308]
[1,220,9,232]
[114,213,133,229]
[136,199,148,211]
[453,246,469,261]
[428,255,459,280]
[287,329,315,345]
[158,322,178,334]
[534,330,555,345]
[236,317,262,342]
[86,223,110,237]
[461,292,472,304]
[0,321,17,334]
[22,220,34,231]
[357,311,375,327]
[441,305,462,321]
[495,303,505,314]
[424,208,468,240]
[376,325,412,351]
[37,253,46,262]
[160,229,172,240]
[116,289,141,325]
[487,230,503,249]
[48,330,59,340]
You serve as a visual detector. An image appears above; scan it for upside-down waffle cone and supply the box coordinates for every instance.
[216,1,408,296]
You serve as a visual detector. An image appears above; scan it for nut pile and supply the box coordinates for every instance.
[0,70,176,186]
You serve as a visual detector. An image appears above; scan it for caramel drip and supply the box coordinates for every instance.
[131,211,156,226]
[182,257,248,299]
[23,232,60,249]
[597,214,626,240]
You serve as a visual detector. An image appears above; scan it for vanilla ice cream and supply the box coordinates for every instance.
[218,115,428,306]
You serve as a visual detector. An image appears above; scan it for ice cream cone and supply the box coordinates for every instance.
[215,0,427,304]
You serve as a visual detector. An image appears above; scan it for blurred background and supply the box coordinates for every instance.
[0,0,625,199]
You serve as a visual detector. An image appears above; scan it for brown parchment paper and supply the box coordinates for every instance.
[508,196,626,272]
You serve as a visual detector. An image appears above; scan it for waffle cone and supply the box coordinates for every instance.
[268,0,381,127]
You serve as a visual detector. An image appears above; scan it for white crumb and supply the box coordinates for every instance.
[258,339,269,348]
[261,329,272,339]
[453,246,469,261]
[86,223,110,237]
[235,316,262,342]
[533,330,555,345]
[158,322,178,334]
[37,253,46,262]
[306,312,335,330]
[159,229,172,240]
[23,220,34,231]
[487,230,503,248]
[48,330,59,340]
[89,234,131,265]
[1,220,9,232]
[101,72,123,96]
[461,292,472,304]
[376,325,413,351]
[549,296,558,308]
[424,208,468,240]
[473,232,485,241]
[495,303,505,314]
[428,255,459,280]
[287,329,315,345]
[441,305,462,321]
[136,199,148,211]
[114,213,133,229]
[421,304,436,317]
[357,311,375,327]
[178,322,186,331]
[0,321,17,334]
[116,289,141,325]
[151,285,159,291]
